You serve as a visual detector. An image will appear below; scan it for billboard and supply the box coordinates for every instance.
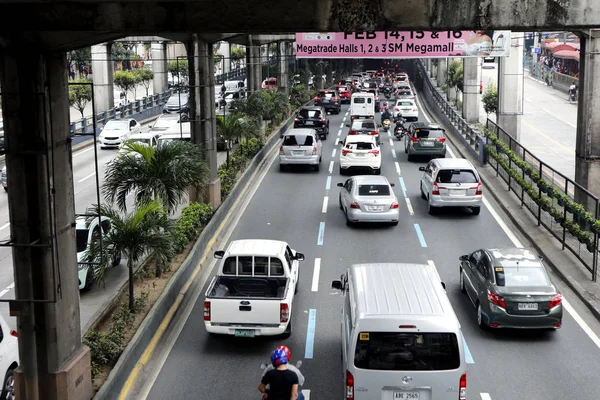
[295,31,511,59]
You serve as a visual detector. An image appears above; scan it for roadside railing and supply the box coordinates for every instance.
[69,90,173,136]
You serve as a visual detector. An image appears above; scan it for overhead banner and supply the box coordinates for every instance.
[295,31,511,58]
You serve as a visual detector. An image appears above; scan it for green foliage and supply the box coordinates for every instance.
[170,202,214,253]
[67,47,91,71]
[167,59,189,78]
[244,91,290,122]
[218,137,265,199]
[134,68,154,96]
[482,82,498,116]
[68,78,92,119]
[113,71,138,101]
[446,60,464,106]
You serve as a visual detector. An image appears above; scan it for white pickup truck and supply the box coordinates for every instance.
[203,239,304,338]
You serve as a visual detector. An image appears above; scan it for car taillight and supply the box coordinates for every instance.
[203,301,211,321]
[294,118,299,122]
[312,146,318,155]
[410,136,419,142]
[350,201,360,209]
[279,146,284,154]
[370,131,378,135]
[395,107,400,111]
[314,97,321,101]
[549,292,563,308]
[436,137,446,143]
[333,97,339,101]
[10,329,17,338]
[432,182,440,195]
[320,119,326,123]
[280,303,290,323]
[412,108,418,112]
[391,202,399,209]
[348,130,357,135]
[487,289,506,309]
[342,148,352,156]
[459,372,466,400]
[471,182,483,195]
[368,149,380,156]
[346,370,354,400]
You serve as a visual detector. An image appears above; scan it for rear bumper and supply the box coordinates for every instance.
[429,194,482,208]
[280,155,320,165]
[204,323,288,336]
[485,304,563,329]
[347,208,399,223]
[407,144,446,156]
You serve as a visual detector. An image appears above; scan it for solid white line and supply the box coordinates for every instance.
[328,161,334,174]
[0,289,9,298]
[311,258,321,292]
[395,162,401,175]
[77,172,96,183]
[562,299,600,349]
[0,223,9,231]
[480,394,492,400]
[322,196,328,213]
[73,147,94,157]
[482,197,524,248]
[565,121,577,129]
[405,198,414,215]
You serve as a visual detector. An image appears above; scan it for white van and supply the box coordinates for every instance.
[350,92,375,121]
[157,122,191,146]
[332,263,467,400]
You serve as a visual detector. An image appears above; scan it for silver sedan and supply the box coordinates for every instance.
[337,175,399,226]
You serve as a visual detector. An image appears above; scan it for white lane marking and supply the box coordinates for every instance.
[328,161,334,174]
[337,130,341,137]
[0,282,15,298]
[565,121,577,129]
[322,196,328,213]
[340,123,344,129]
[342,116,347,122]
[405,198,414,215]
[311,258,321,292]
[395,162,401,175]
[335,138,340,145]
[563,299,600,349]
[0,223,9,231]
[480,394,492,400]
[331,148,337,158]
[77,171,96,183]
[482,197,523,247]
[73,147,94,157]
[303,389,311,400]
[389,138,393,146]
[524,97,531,103]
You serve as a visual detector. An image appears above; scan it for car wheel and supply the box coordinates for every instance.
[279,164,285,172]
[339,166,344,176]
[390,221,398,226]
[374,168,381,175]
[472,206,481,215]
[321,134,327,141]
[428,202,437,215]
[282,316,292,339]
[345,208,353,227]
[339,195,343,210]
[319,156,322,163]
[2,368,15,400]
[314,163,320,172]
[407,154,414,162]
[404,145,408,154]
[112,251,122,267]
[459,269,466,293]
[83,268,94,292]
[420,183,427,200]
[477,303,488,329]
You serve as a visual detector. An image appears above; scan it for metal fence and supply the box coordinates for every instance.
[486,119,598,281]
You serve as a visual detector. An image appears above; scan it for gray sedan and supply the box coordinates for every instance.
[459,247,563,330]
[337,175,399,226]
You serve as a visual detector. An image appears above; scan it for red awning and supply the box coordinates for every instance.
[542,42,578,50]
[553,50,580,61]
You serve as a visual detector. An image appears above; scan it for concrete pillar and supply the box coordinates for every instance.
[245,39,254,93]
[437,58,447,87]
[220,41,231,74]
[462,58,479,123]
[189,36,221,208]
[305,59,310,88]
[575,30,600,198]
[0,48,92,400]
[151,42,168,94]
[426,59,431,77]
[497,32,524,141]
[254,44,262,90]
[325,61,333,87]
[91,43,114,112]
[278,41,289,96]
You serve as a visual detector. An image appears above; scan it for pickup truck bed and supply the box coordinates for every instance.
[208,276,288,299]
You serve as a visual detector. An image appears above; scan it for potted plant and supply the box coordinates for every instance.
[557,194,570,207]
[586,238,596,253]
[592,220,600,234]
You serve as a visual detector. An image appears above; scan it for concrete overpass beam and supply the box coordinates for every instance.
[462,58,479,123]
[575,30,600,198]
[0,48,91,400]
[497,32,524,141]
[151,42,168,94]
[91,43,114,113]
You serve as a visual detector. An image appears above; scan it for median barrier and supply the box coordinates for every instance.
[93,99,313,399]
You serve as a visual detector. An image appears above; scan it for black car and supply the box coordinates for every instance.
[293,106,329,139]
[314,90,341,114]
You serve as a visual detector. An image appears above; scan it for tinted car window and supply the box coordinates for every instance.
[358,184,390,196]
[436,169,478,184]
[354,332,460,371]
[76,229,88,253]
[397,101,414,106]
[399,90,412,95]
[353,97,366,104]
[347,142,374,150]
[416,129,444,139]
[299,109,321,119]
[495,266,550,287]
[283,135,314,146]
[351,121,376,130]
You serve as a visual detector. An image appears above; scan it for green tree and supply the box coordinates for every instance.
[167,59,189,79]
[482,82,499,117]
[231,47,246,69]
[112,42,136,70]
[446,60,464,106]
[114,70,138,102]
[67,47,91,77]
[68,78,92,119]
[214,53,224,67]
[84,201,174,312]
[244,91,289,122]
[216,113,258,164]
[134,68,154,97]
[102,141,209,214]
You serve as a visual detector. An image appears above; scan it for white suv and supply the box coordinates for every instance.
[393,99,419,121]
[0,315,18,400]
[339,135,381,175]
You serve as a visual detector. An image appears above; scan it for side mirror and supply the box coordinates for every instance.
[337,183,344,187]
[418,167,426,171]
[345,124,350,127]
[459,255,468,262]
[214,250,224,259]
[441,281,446,290]
[295,252,305,261]
[331,280,343,290]
[390,183,395,187]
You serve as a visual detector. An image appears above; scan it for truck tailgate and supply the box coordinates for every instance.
[209,298,284,325]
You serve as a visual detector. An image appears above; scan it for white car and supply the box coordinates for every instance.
[76,216,121,291]
[118,133,161,154]
[279,129,323,172]
[393,98,419,121]
[339,135,381,175]
[98,119,141,148]
[149,114,182,133]
[0,314,18,400]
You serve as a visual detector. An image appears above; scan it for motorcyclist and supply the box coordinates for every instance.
[381,105,392,123]
[569,83,577,101]
[259,349,299,400]
[262,346,305,390]
[394,115,407,137]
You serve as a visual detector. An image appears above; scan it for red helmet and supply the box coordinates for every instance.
[277,345,291,361]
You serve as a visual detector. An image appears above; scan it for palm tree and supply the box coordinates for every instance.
[84,201,174,312]
[216,113,258,164]
[103,141,209,214]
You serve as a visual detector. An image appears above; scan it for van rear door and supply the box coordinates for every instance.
[349,330,465,400]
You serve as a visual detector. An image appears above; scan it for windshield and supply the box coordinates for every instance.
[358,184,389,196]
[299,109,322,119]
[495,266,551,287]
[354,332,460,371]
[283,135,314,146]
[154,116,180,127]
[104,121,129,130]
[397,101,414,106]
[351,121,376,130]
[416,129,444,139]
[166,94,188,106]
[76,229,88,253]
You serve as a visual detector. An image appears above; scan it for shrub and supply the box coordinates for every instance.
[170,202,213,253]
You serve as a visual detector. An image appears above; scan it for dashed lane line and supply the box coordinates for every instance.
[317,222,325,246]
[335,138,340,145]
[321,196,328,213]
[304,309,317,359]
[398,177,408,198]
[78,171,96,183]
[480,394,492,400]
[303,389,311,400]
[338,129,342,136]
[340,123,344,129]
[328,161,334,174]
[405,198,414,215]
[325,176,331,191]
[391,148,397,159]
[311,258,321,292]
[388,138,393,146]
[414,223,427,247]
[331,148,337,157]
[394,162,401,175]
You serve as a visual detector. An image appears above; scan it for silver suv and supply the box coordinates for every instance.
[279,129,323,172]
[419,158,482,215]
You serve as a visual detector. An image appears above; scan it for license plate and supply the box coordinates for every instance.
[368,206,383,212]
[450,189,466,194]
[402,108,411,111]
[421,141,434,147]
[394,392,419,399]
[235,329,255,337]
[292,150,304,155]
[518,303,538,310]
[355,153,366,157]
[305,121,314,125]
[323,99,330,102]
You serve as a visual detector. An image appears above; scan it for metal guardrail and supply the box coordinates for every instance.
[69,89,173,135]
